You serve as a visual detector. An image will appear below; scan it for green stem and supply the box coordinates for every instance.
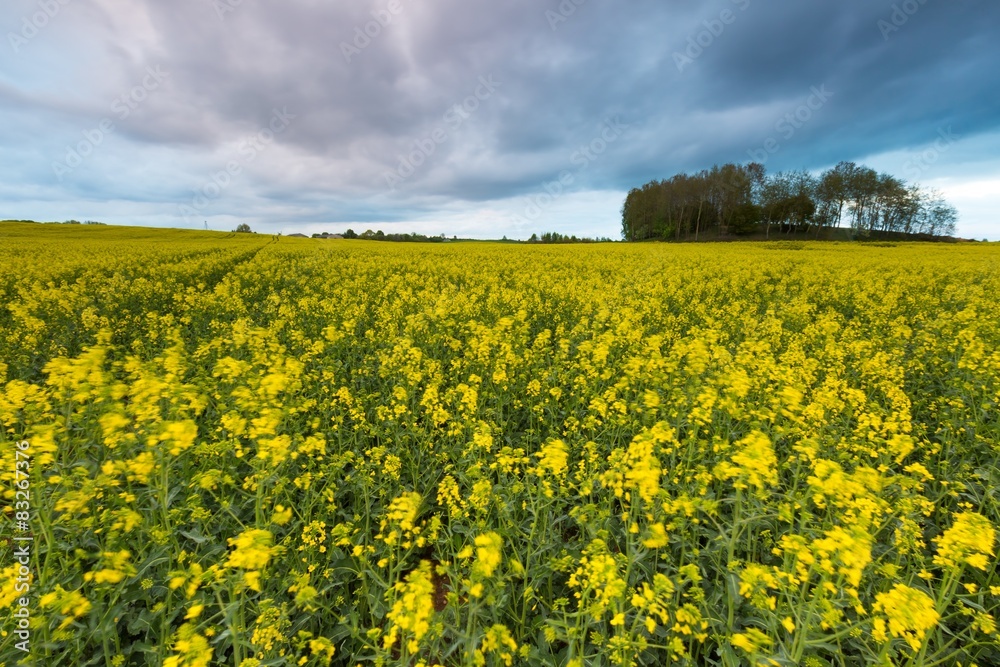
[726,487,743,633]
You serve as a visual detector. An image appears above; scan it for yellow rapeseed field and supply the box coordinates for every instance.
[1,222,998,666]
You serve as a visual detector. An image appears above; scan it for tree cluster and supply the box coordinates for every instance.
[528,232,614,244]
[357,229,446,243]
[622,161,958,242]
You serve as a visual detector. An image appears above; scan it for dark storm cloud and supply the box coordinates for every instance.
[1,0,998,235]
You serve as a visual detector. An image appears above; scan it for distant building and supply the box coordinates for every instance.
[287,233,307,238]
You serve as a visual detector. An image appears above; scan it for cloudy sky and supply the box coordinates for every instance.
[2,0,998,239]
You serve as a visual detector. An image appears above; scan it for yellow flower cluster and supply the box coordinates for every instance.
[226,530,280,570]
[474,624,519,666]
[933,512,997,571]
[163,623,214,667]
[39,585,92,630]
[568,539,627,620]
[715,430,778,495]
[83,550,135,585]
[473,532,504,579]
[226,529,283,591]
[872,584,939,651]
[384,561,437,654]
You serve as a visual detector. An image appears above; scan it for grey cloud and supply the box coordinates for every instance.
[0,0,997,235]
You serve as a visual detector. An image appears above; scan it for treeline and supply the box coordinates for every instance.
[622,162,958,241]
[345,229,447,243]
[4,219,106,226]
[528,232,615,244]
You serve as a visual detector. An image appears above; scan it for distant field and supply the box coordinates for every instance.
[1,223,998,666]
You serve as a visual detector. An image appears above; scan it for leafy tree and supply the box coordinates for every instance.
[916,191,958,237]
[814,162,854,230]
[729,203,762,235]
[234,223,253,233]
[622,160,959,242]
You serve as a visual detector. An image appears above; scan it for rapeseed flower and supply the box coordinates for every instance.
[384,561,437,654]
[226,530,281,570]
[933,512,996,571]
[872,584,939,651]
[163,624,213,667]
